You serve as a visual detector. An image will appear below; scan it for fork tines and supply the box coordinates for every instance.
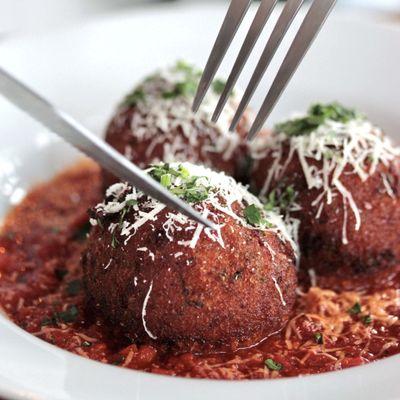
[192,0,337,141]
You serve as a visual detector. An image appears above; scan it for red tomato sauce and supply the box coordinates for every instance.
[0,161,399,380]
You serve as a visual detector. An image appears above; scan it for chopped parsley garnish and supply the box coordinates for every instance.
[172,181,209,203]
[263,191,277,212]
[174,60,199,75]
[125,199,138,207]
[66,279,82,296]
[162,80,198,99]
[111,231,119,249]
[244,204,273,229]
[362,315,372,325]
[264,186,297,213]
[244,204,262,226]
[110,164,210,248]
[314,332,324,344]
[212,79,226,94]
[279,186,296,210]
[162,61,201,99]
[348,302,362,315]
[275,102,361,137]
[123,88,145,107]
[118,199,138,228]
[149,163,187,181]
[264,358,283,371]
[160,174,172,188]
[149,164,210,203]
[124,60,234,104]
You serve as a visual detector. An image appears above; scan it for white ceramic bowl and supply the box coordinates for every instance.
[0,3,400,399]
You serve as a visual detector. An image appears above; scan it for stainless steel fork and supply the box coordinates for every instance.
[192,0,337,140]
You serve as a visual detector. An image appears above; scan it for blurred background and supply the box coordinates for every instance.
[1,0,400,39]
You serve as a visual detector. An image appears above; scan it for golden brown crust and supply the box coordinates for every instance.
[82,201,297,352]
[251,142,400,290]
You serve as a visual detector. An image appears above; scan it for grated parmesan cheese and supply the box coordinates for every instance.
[142,280,157,340]
[95,162,297,256]
[272,276,286,306]
[115,62,249,168]
[252,112,400,245]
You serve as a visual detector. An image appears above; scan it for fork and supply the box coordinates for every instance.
[192,0,337,140]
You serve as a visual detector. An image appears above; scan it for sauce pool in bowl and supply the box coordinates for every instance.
[0,160,399,380]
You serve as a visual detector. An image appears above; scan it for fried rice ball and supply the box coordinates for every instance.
[250,103,400,290]
[103,61,250,188]
[83,162,297,352]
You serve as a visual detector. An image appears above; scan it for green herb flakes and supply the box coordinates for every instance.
[212,79,226,94]
[111,232,119,249]
[244,204,262,226]
[125,61,234,105]
[149,164,210,203]
[244,204,273,229]
[177,184,209,203]
[174,60,198,75]
[263,191,277,212]
[161,61,200,99]
[362,315,372,325]
[123,89,145,107]
[164,80,196,98]
[275,102,361,137]
[264,186,297,213]
[125,199,138,208]
[348,302,362,315]
[314,332,324,344]
[118,199,138,229]
[160,174,172,188]
[264,358,283,371]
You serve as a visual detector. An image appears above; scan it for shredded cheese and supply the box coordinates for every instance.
[95,162,297,256]
[115,62,248,168]
[142,280,157,340]
[252,115,400,245]
[272,276,286,306]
